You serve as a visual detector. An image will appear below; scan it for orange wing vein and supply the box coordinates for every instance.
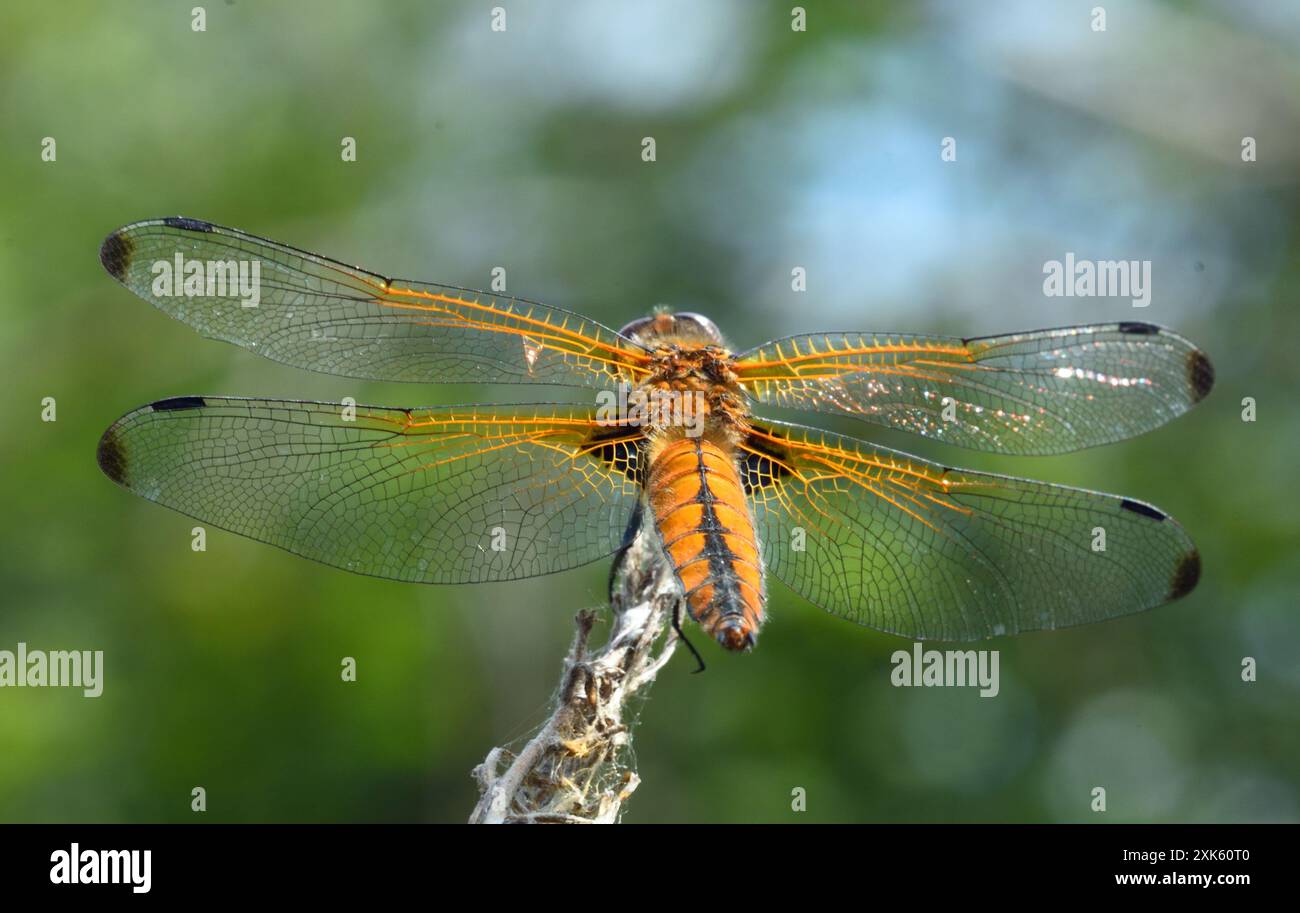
[740,419,1200,640]
[99,217,651,387]
[97,397,645,583]
[735,324,1213,455]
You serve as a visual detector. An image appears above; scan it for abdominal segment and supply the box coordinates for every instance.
[645,436,765,651]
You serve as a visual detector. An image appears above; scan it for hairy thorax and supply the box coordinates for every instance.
[637,344,750,444]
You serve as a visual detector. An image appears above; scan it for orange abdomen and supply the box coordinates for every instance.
[646,435,765,651]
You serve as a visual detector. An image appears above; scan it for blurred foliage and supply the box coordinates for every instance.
[0,0,1296,822]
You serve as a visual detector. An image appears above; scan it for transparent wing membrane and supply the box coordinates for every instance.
[97,398,644,584]
[99,217,650,387]
[741,420,1200,640]
[736,324,1214,455]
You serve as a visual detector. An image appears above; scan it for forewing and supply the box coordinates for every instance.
[741,420,1200,640]
[97,398,645,583]
[735,323,1214,455]
[99,217,650,387]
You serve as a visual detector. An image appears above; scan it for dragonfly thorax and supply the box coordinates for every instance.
[635,346,748,441]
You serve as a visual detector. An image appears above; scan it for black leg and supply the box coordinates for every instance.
[672,598,707,674]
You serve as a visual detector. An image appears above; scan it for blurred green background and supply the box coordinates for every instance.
[1,0,1297,823]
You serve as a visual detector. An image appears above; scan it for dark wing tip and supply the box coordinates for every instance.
[150,395,207,412]
[1116,498,1201,602]
[1116,321,1213,404]
[99,229,135,281]
[1188,349,1215,403]
[162,216,215,233]
[1169,549,1201,600]
[96,425,128,485]
[100,396,209,483]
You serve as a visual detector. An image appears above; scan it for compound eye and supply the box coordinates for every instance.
[674,312,723,344]
[617,316,657,343]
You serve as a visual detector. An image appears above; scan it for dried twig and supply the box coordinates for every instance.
[468,523,681,824]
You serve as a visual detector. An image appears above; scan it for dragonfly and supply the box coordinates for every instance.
[97,217,1213,652]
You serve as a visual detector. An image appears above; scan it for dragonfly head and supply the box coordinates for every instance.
[619,309,727,348]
